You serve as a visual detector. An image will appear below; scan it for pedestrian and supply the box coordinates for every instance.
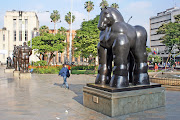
[154,63,158,72]
[58,64,70,89]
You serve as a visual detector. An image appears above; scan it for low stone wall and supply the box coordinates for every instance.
[150,77,180,86]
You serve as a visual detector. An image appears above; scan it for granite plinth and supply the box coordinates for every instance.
[4,69,15,73]
[83,83,165,117]
[19,72,31,79]
[13,71,20,78]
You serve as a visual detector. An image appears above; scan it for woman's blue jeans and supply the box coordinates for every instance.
[62,76,69,88]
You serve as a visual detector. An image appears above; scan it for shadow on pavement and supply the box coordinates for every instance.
[69,84,85,105]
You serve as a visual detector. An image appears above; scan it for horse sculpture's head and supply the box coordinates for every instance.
[98,7,115,31]
[98,7,124,31]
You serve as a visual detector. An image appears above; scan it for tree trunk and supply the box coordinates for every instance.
[165,53,171,71]
[44,52,47,61]
[36,54,42,60]
[54,22,56,35]
[88,12,89,21]
[48,52,54,65]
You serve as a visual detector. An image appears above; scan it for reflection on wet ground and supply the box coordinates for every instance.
[0,66,180,120]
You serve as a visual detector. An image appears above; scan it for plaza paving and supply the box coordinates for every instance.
[0,66,180,120]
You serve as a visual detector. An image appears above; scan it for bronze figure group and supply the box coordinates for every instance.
[13,42,32,73]
[95,7,150,88]
[6,57,12,69]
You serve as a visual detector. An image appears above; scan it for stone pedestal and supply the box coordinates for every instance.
[19,72,31,79]
[13,71,20,78]
[4,69,15,73]
[83,83,165,117]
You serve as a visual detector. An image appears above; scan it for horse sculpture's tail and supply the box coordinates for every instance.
[133,25,149,85]
[134,25,147,46]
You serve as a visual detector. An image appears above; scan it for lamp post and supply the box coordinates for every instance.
[69,0,73,65]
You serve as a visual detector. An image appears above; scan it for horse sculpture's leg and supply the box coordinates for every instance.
[110,34,130,88]
[132,26,150,85]
[95,43,108,85]
[128,52,134,84]
[106,47,113,84]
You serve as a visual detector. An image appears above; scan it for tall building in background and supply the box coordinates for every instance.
[0,10,39,64]
[150,7,180,62]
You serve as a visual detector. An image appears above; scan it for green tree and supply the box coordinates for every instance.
[111,3,119,9]
[100,0,109,8]
[58,27,67,36]
[50,10,60,34]
[73,15,100,63]
[148,55,162,65]
[174,14,180,23]
[39,25,49,36]
[84,1,94,20]
[157,14,180,69]
[65,12,75,31]
[146,47,152,54]
[29,33,66,65]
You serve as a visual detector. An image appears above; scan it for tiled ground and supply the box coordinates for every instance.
[0,66,180,120]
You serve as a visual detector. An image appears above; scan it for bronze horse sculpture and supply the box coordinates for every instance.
[95,7,150,88]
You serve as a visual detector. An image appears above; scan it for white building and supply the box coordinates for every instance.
[150,7,180,62]
[0,10,39,64]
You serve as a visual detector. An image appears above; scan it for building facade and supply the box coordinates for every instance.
[0,10,39,64]
[150,7,180,62]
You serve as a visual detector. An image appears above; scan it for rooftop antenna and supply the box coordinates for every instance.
[173,0,176,7]
[127,16,132,23]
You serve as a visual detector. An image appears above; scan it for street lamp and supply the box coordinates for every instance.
[69,0,73,65]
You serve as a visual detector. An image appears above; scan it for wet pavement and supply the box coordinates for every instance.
[0,66,180,120]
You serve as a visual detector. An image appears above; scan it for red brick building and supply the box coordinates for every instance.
[48,29,83,65]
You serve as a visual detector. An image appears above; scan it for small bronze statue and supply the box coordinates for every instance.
[6,57,12,69]
[19,42,32,73]
[95,7,149,88]
[13,45,19,71]
[18,45,22,71]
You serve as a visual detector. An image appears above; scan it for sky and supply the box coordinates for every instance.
[0,0,180,45]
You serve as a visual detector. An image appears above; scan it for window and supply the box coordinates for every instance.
[80,57,83,62]
[58,53,61,63]
[19,19,22,29]
[14,31,16,41]
[25,19,28,41]
[3,44,5,49]
[3,54,5,59]
[19,19,22,41]
[3,34,5,41]
[75,57,78,62]
[19,31,22,41]
[13,19,16,41]
[25,31,28,41]
[13,19,16,30]
[25,19,28,30]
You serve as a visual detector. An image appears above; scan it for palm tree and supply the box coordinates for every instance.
[84,1,94,20]
[50,10,60,34]
[65,12,75,31]
[111,3,119,9]
[100,0,109,9]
